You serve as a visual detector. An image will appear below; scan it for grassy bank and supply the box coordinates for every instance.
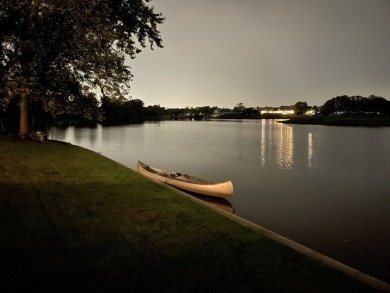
[0,135,381,292]
[282,115,390,126]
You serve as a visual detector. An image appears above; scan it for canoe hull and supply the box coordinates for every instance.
[136,161,234,198]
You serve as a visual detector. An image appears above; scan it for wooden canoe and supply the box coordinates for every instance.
[136,161,234,198]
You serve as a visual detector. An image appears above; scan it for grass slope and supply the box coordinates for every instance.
[0,136,377,292]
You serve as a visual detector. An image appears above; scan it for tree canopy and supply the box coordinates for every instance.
[293,101,308,115]
[321,95,390,115]
[0,0,164,136]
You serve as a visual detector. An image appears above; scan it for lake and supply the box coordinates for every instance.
[49,119,390,283]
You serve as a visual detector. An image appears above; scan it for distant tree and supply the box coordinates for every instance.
[101,97,144,124]
[0,0,164,137]
[242,107,260,118]
[335,95,353,113]
[321,95,390,115]
[312,105,320,115]
[166,108,186,117]
[321,97,339,115]
[126,99,144,118]
[101,96,125,124]
[184,106,198,115]
[367,96,389,114]
[293,101,308,115]
[196,106,214,116]
[218,107,232,113]
[234,103,245,112]
[143,104,165,117]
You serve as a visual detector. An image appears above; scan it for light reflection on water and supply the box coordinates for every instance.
[308,132,314,169]
[259,120,308,170]
[53,120,315,172]
[49,119,390,283]
[276,122,294,170]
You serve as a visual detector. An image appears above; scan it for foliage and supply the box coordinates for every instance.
[101,96,144,124]
[293,101,309,115]
[0,0,164,134]
[312,105,320,115]
[197,106,218,116]
[158,106,218,117]
[143,104,166,117]
[321,95,390,116]
[241,107,260,118]
[233,102,245,112]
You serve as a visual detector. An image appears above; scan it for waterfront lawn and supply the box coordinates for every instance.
[0,135,377,292]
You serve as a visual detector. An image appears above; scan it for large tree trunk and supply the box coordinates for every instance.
[19,90,29,138]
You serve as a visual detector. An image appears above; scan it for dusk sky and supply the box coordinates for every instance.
[129,0,390,109]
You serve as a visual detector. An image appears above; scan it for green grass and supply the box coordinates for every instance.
[0,135,379,292]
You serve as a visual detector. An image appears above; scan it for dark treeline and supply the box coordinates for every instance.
[97,94,390,125]
[320,95,390,116]
[100,99,218,125]
[1,94,389,131]
[291,95,390,116]
[99,98,240,125]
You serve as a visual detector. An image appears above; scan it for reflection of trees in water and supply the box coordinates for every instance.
[49,124,105,150]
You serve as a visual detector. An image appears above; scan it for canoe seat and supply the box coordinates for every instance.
[167,172,181,177]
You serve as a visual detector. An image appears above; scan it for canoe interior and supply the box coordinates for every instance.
[139,162,214,185]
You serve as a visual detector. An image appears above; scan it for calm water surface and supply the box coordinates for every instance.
[49,119,390,282]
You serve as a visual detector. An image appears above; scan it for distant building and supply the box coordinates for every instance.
[260,106,294,115]
[212,109,237,118]
[212,109,220,117]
